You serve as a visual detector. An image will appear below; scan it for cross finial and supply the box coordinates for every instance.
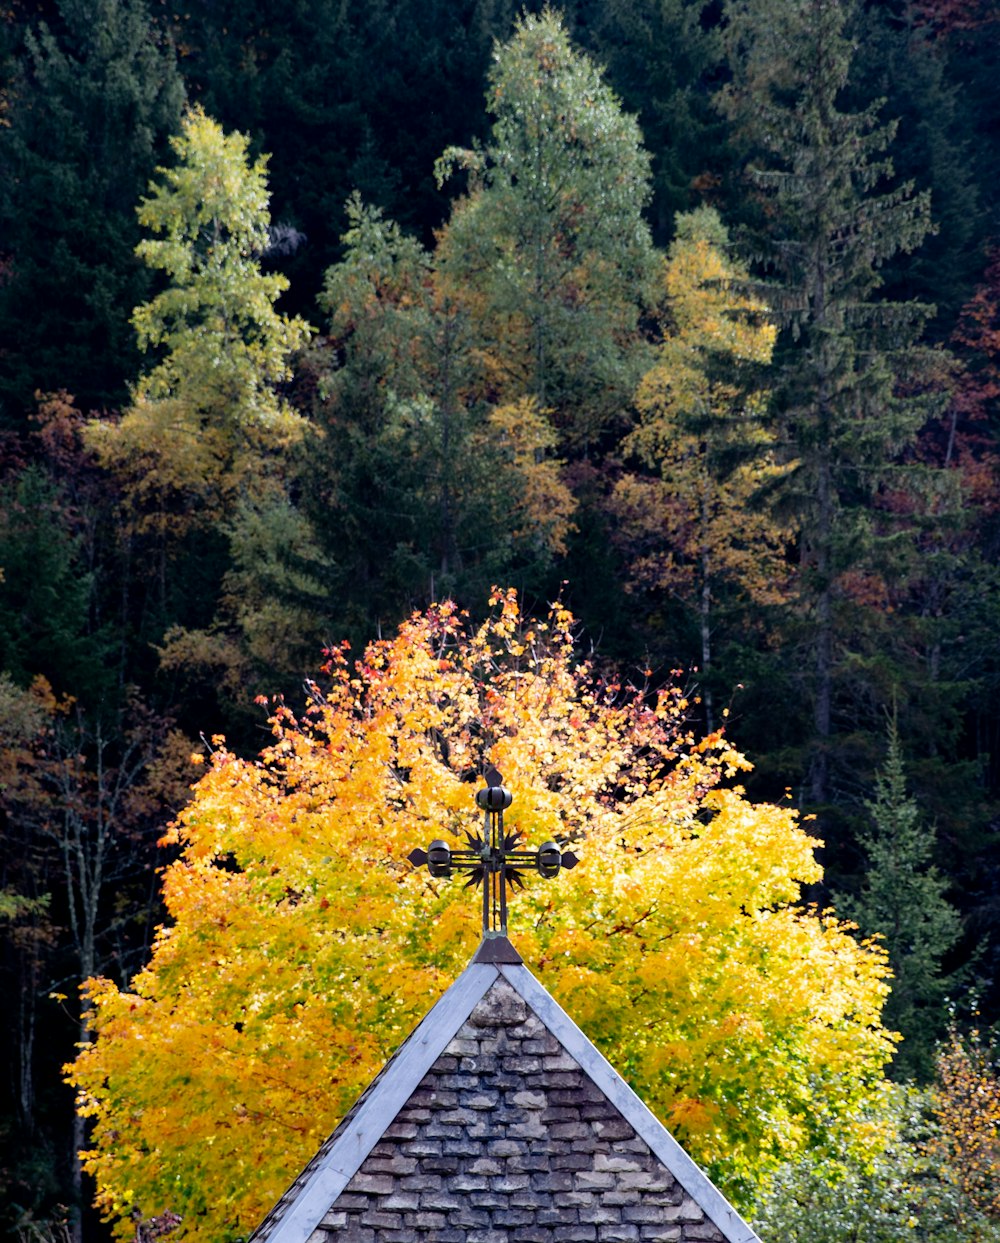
[407,771,578,941]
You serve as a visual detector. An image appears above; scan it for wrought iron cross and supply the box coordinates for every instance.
[407,767,578,938]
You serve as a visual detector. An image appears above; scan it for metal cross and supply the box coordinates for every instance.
[407,767,578,937]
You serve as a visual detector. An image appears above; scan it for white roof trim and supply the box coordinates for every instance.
[499,963,760,1243]
[257,962,500,1243]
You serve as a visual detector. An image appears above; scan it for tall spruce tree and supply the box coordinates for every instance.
[0,0,184,425]
[851,3,985,340]
[837,714,962,1083]
[719,0,940,807]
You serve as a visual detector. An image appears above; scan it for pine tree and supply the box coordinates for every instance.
[309,195,575,635]
[719,0,941,806]
[435,7,658,450]
[837,714,962,1083]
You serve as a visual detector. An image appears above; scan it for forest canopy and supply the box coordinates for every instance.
[2,1,1000,1240]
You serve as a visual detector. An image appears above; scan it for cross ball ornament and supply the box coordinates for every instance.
[407,767,578,938]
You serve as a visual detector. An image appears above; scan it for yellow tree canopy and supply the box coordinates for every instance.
[69,591,894,1241]
[619,206,790,609]
[85,106,313,538]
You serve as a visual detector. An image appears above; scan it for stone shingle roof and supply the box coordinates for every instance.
[250,940,761,1243]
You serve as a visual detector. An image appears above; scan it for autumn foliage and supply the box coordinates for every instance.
[68,591,894,1241]
[931,1027,1000,1224]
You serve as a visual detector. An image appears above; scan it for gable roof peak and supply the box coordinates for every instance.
[251,953,761,1243]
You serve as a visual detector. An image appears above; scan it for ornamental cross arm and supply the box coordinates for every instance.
[407,769,578,937]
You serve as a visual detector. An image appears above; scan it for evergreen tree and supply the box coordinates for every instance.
[907,1,1000,278]
[86,108,323,722]
[0,0,184,426]
[435,7,658,450]
[719,0,940,806]
[0,467,111,705]
[310,196,575,637]
[851,3,985,340]
[837,714,962,1083]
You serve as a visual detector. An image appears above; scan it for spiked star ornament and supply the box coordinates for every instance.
[407,768,578,939]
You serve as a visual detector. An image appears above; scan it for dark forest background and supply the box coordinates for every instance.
[2,0,1000,1236]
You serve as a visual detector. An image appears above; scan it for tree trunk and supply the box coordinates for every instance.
[700,491,714,735]
[68,1031,91,1243]
[811,458,833,806]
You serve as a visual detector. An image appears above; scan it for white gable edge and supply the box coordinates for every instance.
[260,961,501,1243]
[499,963,761,1243]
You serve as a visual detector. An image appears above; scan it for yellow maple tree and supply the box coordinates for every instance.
[68,590,894,1241]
